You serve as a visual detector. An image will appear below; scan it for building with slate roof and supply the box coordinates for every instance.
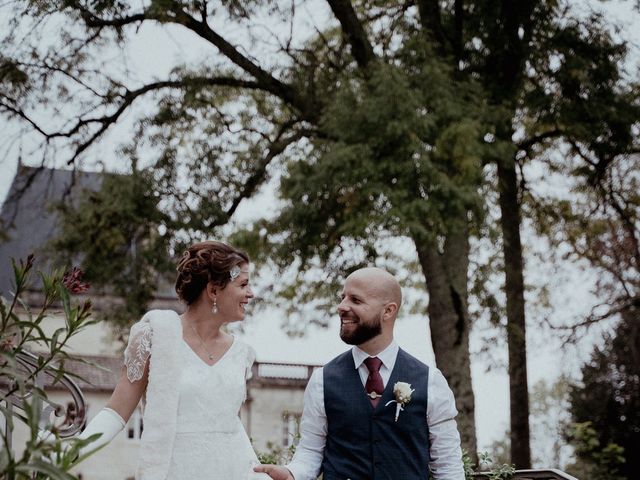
[0,165,104,297]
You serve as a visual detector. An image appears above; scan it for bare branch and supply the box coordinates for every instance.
[222,128,307,223]
[11,59,106,98]
[176,121,312,230]
[167,6,308,115]
[568,139,598,167]
[64,77,273,164]
[600,176,640,270]
[80,10,146,28]
[200,1,208,22]
[557,295,640,332]
[3,76,271,165]
[75,3,310,118]
[59,77,260,138]
[0,97,50,137]
[326,0,376,69]
[517,128,563,155]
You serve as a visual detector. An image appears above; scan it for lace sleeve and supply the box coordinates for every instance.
[123,318,152,383]
[245,344,256,381]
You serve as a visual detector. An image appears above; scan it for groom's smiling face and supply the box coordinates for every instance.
[338,276,384,345]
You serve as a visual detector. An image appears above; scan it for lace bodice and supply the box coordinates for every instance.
[123,317,256,383]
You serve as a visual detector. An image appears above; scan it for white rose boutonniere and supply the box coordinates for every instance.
[385,381,414,422]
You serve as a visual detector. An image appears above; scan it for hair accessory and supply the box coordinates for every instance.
[230,265,242,281]
[211,298,218,314]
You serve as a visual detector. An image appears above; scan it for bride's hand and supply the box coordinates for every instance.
[252,464,294,480]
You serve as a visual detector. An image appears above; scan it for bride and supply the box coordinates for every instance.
[76,240,270,479]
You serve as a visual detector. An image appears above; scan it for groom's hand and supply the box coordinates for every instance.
[253,464,294,480]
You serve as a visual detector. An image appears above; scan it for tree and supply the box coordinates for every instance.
[50,169,174,332]
[566,314,639,480]
[528,76,639,478]
[260,1,640,466]
[463,0,640,465]
[534,145,640,479]
[530,152,639,336]
[269,49,486,453]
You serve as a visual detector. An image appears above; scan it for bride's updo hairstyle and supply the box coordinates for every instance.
[175,241,249,305]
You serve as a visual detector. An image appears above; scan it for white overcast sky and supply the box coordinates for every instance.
[0,0,638,464]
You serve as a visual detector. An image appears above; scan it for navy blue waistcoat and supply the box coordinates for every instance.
[321,348,430,480]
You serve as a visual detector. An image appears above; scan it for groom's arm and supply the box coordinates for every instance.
[286,368,327,480]
[427,367,465,480]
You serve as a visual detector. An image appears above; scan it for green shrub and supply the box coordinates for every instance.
[1,256,99,479]
[565,421,626,480]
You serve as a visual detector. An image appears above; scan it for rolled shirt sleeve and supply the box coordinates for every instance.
[427,367,465,479]
[286,368,326,480]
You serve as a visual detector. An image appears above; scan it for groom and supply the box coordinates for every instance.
[255,267,465,480]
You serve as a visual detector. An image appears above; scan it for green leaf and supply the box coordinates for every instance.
[15,458,76,480]
[49,328,66,354]
[0,447,11,474]
[60,287,72,328]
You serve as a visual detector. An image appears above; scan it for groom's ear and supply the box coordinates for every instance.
[382,302,399,320]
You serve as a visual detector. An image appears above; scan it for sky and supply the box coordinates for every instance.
[1,0,638,465]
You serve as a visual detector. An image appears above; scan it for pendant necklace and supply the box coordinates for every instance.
[190,324,216,361]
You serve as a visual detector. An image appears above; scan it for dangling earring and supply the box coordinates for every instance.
[212,298,218,314]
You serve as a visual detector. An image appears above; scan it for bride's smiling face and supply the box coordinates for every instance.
[215,264,253,322]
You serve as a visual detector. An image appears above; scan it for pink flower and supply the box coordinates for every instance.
[0,335,16,352]
[62,267,90,294]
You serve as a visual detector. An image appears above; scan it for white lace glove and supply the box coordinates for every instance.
[77,407,126,457]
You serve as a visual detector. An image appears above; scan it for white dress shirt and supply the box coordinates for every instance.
[287,341,465,480]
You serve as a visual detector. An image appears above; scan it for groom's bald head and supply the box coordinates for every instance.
[346,267,402,314]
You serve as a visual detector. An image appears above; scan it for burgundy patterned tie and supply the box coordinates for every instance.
[364,357,384,407]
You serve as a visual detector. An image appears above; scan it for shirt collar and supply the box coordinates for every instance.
[351,340,399,370]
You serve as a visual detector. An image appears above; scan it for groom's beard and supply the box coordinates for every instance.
[340,313,383,345]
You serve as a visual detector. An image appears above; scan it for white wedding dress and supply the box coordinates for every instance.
[123,312,270,480]
[164,337,269,480]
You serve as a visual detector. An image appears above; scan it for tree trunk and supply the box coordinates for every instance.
[497,147,531,468]
[414,222,477,460]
